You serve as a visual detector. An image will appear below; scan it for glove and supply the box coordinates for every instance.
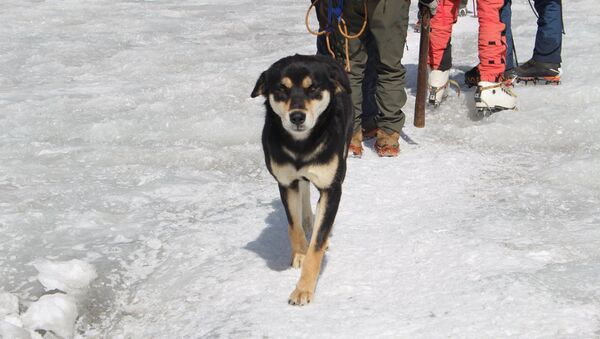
[419,0,439,16]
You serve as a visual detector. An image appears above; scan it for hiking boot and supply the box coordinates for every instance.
[474,81,517,116]
[375,129,400,157]
[466,65,516,87]
[349,129,363,158]
[428,70,450,106]
[363,127,379,140]
[512,58,562,85]
[362,115,378,140]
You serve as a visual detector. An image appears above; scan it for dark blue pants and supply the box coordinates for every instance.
[501,0,515,69]
[503,0,562,68]
[532,0,562,63]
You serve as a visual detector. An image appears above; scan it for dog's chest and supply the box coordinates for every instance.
[269,155,338,189]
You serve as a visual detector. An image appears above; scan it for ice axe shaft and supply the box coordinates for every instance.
[414,9,430,128]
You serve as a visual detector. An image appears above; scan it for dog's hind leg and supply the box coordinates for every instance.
[288,184,341,306]
[278,183,308,269]
[299,179,313,238]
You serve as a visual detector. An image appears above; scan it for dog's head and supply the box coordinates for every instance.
[251,55,350,139]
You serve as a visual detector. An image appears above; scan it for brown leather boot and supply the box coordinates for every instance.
[362,127,379,140]
[348,129,363,158]
[375,129,400,157]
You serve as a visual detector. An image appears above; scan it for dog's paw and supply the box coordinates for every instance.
[288,287,313,306]
[290,253,306,269]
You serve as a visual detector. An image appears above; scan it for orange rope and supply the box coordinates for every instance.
[305,0,327,36]
[337,2,368,40]
[340,21,351,72]
[325,34,336,58]
[304,0,368,73]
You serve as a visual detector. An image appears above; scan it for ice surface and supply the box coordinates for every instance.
[21,294,78,338]
[33,259,97,295]
[0,321,34,339]
[0,292,19,316]
[1,0,599,337]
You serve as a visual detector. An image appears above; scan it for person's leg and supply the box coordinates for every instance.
[474,0,516,114]
[429,0,460,71]
[316,35,328,55]
[428,0,459,104]
[465,0,511,86]
[339,0,370,156]
[315,1,326,55]
[477,0,506,81]
[361,31,379,134]
[533,0,562,63]
[339,0,369,134]
[367,0,409,136]
[501,0,514,69]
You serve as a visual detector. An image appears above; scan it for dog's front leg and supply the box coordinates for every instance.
[299,179,313,237]
[278,183,308,268]
[288,183,341,305]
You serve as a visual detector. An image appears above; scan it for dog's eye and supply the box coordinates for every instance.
[277,84,290,94]
[275,84,289,96]
[307,85,319,95]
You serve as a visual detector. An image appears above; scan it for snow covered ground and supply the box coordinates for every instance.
[1,0,599,337]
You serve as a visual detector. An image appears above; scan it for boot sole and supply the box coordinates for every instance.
[375,145,399,157]
[517,76,561,85]
[348,145,363,158]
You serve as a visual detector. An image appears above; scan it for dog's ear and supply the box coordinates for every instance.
[251,71,267,98]
[327,62,351,94]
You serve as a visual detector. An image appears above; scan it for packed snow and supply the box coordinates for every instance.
[21,294,78,339]
[0,260,95,338]
[34,259,97,295]
[1,0,599,338]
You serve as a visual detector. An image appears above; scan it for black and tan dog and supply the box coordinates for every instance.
[251,54,353,305]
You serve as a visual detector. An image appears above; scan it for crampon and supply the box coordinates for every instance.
[516,75,561,85]
[428,80,461,107]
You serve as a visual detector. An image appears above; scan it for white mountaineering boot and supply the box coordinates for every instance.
[474,81,517,116]
[428,70,449,106]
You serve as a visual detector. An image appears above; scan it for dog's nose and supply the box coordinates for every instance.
[290,111,306,126]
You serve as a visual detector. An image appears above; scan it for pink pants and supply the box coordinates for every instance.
[428,0,506,82]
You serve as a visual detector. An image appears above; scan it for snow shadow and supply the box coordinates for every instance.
[245,200,291,271]
[245,199,328,274]
[403,63,419,94]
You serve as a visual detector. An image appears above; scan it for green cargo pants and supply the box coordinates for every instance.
[339,0,410,134]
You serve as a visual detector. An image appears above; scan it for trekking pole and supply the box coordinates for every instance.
[414,9,430,128]
[472,0,477,17]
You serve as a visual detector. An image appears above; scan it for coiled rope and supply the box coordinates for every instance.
[305,0,368,72]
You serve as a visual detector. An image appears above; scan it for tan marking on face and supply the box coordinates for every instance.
[269,94,292,117]
[281,77,293,89]
[302,76,313,89]
[269,87,330,140]
[305,90,330,123]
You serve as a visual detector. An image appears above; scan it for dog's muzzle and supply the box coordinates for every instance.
[289,111,306,127]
